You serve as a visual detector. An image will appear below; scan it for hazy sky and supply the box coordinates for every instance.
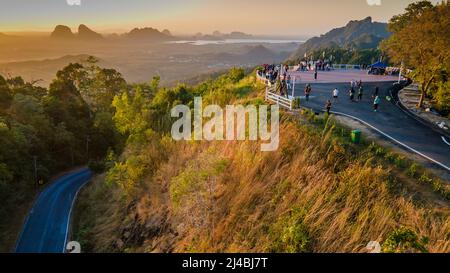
[0,0,443,36]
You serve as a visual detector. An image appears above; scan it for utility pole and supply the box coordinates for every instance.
[292,77,296,99]
[398,60,404,83]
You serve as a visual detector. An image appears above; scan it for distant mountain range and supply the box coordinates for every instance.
[38,24,264,43]
[0,54,111,86]
[50,24,173,41]
[51,24,104,40]
[0,33,18,41]
[290,17,390,60]
[192,31,253,41]
[127,27,173,41]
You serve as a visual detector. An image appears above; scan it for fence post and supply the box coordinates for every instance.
[292,77,296,99]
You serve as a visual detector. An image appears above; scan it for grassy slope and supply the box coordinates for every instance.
[73,75,449,253]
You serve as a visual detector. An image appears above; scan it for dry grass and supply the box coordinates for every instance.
[107,118,449,253]
[74,94,450,253]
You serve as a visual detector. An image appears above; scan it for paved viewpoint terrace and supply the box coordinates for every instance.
[271,69,450,176]
[288,69,399,84]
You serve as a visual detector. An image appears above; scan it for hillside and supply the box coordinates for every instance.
[72,69,449,253]
[290,17,390,60]
[50,24,104,40]
[50,25,75,39]
[78,24,104,40]
[0,33,15,39]
[0,55,110,86]
[0,61,127,251]
[127,27,173,41]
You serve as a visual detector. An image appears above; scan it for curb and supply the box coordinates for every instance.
[389,83,450,140]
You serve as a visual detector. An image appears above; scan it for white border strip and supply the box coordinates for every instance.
[62,172,91,253]
[332,111,450,172]
[15,169,88,253]
[442,136,450,147]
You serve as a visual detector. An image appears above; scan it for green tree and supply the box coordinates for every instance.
[381,2,450,108]
[112,87,150,140]
[388,1,434,32]
[0,75,12,110]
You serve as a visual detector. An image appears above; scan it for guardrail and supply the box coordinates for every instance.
[257,71,296,110]
[332,64,363,70]
[265,85,294,111]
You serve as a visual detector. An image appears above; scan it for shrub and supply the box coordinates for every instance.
[406,163,419,178]
[382,227,428,253]
[293,98,301,109]
[270,208,311,253]
[394,156,407,169]
[418,174,433,184]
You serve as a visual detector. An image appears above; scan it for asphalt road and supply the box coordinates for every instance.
[293,81,450,172]
[15,168,92,253]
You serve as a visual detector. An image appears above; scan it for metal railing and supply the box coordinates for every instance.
[332,64,364,70]
[265,85,294,111]
[257,71,296,111]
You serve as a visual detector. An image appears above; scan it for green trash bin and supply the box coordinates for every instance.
[351,130,361,144]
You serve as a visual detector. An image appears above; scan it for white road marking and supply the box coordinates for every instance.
[442,136,450,146]
[296,96,317,99]
[63,171,91,253]
[331,111,450,172]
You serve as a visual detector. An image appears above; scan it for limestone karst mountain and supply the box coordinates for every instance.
[127,27,173,41]
[50,24,103,40]
[50,25,75,39]
[78,24,104,40]
[290,17,391,60]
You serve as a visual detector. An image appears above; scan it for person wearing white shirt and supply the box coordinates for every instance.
[333,88,339,102]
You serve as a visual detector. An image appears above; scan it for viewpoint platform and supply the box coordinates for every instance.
[288,69,399,84]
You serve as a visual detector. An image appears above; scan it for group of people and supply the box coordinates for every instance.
[260,64,290,84]
[324,81,382,114]
[276,73,293,97]
[298,80,382,115]
[296,59,332,72]
[348,80,364,102]
[259,62,389,115]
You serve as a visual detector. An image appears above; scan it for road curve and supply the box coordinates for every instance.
[293,81,450,173]
[15,168,92,253]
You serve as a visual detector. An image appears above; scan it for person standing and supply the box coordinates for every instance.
[372,86,379,100]
[333,88,339,102]
[287,75,292,91]
[349,88,355,102]
[325,100,332,115]
[304,84,311,101]
[373,96,381,112]
[314,69,318,81]
[358,85,364,101]
[357,80,362,89]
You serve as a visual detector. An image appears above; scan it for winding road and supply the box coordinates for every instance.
[15,168,92,253]
[13,69,450,253]
[292,80,450,172]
